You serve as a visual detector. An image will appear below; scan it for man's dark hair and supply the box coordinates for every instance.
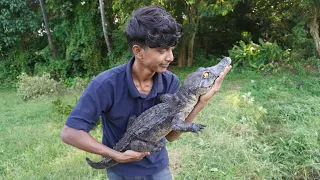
[125,5,182,49]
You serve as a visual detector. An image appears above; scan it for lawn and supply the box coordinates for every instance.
[0,69,319,179]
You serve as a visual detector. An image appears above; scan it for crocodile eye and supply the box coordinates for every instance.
[202,72,209,79]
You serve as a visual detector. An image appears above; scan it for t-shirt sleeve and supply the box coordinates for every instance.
[65,80,111,132]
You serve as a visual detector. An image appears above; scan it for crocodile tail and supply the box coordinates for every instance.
[85,157,118,169]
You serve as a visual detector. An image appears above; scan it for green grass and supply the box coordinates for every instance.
[0,90,106,179]
[1,69,320,179]
[167,69,320,179]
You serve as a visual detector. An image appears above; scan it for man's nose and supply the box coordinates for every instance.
[165,49,174,62]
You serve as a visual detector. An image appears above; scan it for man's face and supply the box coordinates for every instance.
[139,46,175,73]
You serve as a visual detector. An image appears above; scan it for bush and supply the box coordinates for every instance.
[17,73,59,100]
[228,39,290,71]
[62,76,92,91]
[51,95,102,129]
[51,95,78,116]
[0,50,35,84]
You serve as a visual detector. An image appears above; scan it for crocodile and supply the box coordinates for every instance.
[86,57,232,169]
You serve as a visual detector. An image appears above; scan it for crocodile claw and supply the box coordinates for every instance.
[192,124,206,133]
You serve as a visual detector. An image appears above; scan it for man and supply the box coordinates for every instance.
[60,5,232,180]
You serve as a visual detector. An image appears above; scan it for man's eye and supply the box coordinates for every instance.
[158,49,166,53]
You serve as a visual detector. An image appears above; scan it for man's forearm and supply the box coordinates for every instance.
[166,100,207,142]
[184,100,207,123]
[61,125,150,163]
[60,125,120,160]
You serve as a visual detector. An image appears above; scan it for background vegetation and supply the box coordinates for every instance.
[1,0,320,179]
[1,0,319,83]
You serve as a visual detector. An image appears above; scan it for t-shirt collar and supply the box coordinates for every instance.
[126,56,164,98]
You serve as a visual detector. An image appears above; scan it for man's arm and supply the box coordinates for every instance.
[60,125,149,163]
[166,65,232,142]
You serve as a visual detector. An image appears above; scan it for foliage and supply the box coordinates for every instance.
[16,73,59,100]
[191,49,219,67]
[108,27,133,68]
[228,39,289,71]
[1,0,319,82]
[33,58,69,79]
[0,47,45,84]
[243,0,292,40]
[51,95,79,116]
[0,0,48,83]
[30,0,109,78]
[199,0,240,17]
[63,1,107,77]
[51,94,102,129]
[283,22,316,60]
[62,76,93,91]
[0,57,16,84]
[0,0,40,50]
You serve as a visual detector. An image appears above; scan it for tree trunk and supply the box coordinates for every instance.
[39,0,56,59]
[187,32,196,67]
[185,0,200,67]
[308,12,320,56]
[178,36,186,67]
[99,0,112,53]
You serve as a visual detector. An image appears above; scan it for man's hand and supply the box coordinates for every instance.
[115,150,150,163]
[199,64,232,103]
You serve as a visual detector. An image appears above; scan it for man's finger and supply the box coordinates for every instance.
[139,152,150,160]
[140,152,150,156]
[217,65,232,81]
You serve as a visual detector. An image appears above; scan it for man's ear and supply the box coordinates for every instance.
[132,45,144,59]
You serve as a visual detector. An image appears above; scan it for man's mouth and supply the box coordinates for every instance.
[160,64,170,68]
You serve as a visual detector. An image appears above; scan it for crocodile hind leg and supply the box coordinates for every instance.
[85,156,118,169]
[130,140,165,153]
[151,141,165,153]
[172,112,206,133]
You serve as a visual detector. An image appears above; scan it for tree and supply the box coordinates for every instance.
[244,0,320,57]
[185,0,201,67]
[39,0,56,59]
[304,1,320,56]
[183,0,240,67]
[99,0,112,53]
[164,0,187,67]
[0,0,39,54]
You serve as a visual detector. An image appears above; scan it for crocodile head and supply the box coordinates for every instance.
[181,57,232,96]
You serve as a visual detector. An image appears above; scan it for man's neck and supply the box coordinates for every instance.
[131,59,155,95]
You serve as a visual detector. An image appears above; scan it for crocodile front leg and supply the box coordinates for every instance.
[171,112,206,133]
